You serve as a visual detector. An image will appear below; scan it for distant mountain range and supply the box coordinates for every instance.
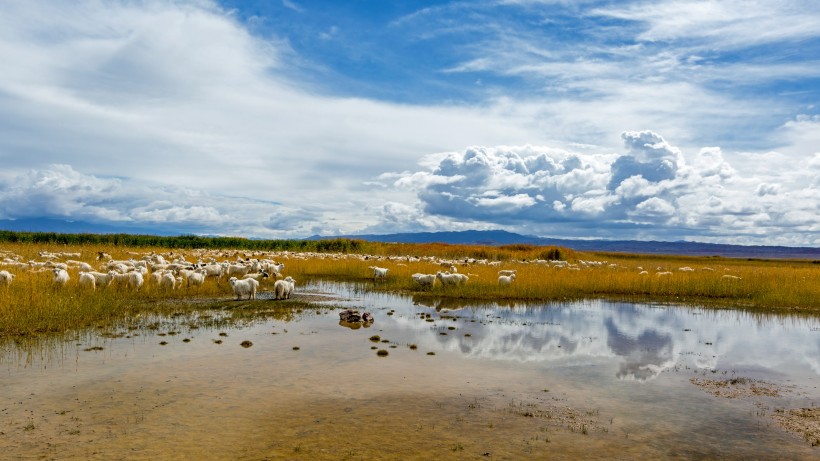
[308,229,820,260]
[1,219,816,259]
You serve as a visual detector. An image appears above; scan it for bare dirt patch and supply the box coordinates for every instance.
[691,377,819,448]
[772,408,820,447]
[690,377,783,399]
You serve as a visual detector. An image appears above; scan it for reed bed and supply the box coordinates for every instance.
[284,251,820,310]
[1,238,818,337]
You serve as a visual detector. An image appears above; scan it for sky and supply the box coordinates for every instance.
[0,0,818,246]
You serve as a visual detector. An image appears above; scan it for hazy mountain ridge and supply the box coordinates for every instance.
[309,230,820,259]
[1,219,816,259]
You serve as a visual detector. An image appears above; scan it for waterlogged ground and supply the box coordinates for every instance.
[1,281,819,460]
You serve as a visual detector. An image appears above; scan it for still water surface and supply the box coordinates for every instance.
[2,281,818,459]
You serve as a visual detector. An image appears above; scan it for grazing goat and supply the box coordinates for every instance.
[242,271,269,281]
[85,270,117,288]
[411,273,436,289]
[79,272,96,290]
[226,264,251,277]
[0,270,15,286]
[200,263,224,281]
[369,266,389,279]
[274,276,296,300]
[436,271,468,286]
[498,273,516,286]
[229,276,259,300]
[114,271,144,289]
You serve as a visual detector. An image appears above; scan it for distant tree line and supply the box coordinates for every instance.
[0,230,366,254]
[0,230,573,261]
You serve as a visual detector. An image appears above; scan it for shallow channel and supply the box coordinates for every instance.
[2,280,818,460]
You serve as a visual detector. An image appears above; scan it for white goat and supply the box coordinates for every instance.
[0,270,15,286]
[411,273,436,289]
[200,263,224,281]
[273,276,296,300]
[498,269,517,277]
[242,271,269,281]
[79,272,96,290]
[226,264,251,277]
[52,268,70,286]
[159,272,176,291]
[229,276,259,300]
[114,271,144,289]
[77,262,94,272]
[369,266,389,279]
[436,271,468,286]
[186,270,207,287]
[498,273,516,286]
[85,270,117,288]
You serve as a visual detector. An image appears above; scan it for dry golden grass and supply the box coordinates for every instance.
[1,241,818,337]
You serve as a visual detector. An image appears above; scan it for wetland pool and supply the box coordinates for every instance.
[2,280,819,460]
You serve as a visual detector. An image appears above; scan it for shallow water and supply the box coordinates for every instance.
[1,281,818,459]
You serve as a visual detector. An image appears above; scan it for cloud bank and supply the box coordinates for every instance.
[379,131,819,245]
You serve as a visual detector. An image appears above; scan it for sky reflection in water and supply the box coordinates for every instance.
[307,281,820,385]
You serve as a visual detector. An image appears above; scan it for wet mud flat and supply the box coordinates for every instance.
[1,283,819,459]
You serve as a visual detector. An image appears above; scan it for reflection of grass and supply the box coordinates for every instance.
[1,241,818,337]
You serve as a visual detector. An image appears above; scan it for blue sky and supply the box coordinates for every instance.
[0,0,818,245]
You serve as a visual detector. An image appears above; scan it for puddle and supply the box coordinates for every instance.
[1,281,819,459]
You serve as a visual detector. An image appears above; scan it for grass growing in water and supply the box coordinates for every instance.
[1,239,818,337]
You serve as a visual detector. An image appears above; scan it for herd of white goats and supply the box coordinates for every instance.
[0,248,741,300]
[0,249,295,300]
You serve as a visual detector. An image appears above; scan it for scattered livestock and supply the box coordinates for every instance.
[230,276,259,300]
[274,276,296,300]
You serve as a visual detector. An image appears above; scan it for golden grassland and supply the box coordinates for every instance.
[1,241,818,337]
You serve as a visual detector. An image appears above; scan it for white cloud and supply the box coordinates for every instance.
[591,0,820,48]
[383,130,819,245]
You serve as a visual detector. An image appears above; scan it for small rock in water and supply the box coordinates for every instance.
[339,309,374,324]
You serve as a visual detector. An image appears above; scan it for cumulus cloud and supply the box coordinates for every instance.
[382,130,819,245]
